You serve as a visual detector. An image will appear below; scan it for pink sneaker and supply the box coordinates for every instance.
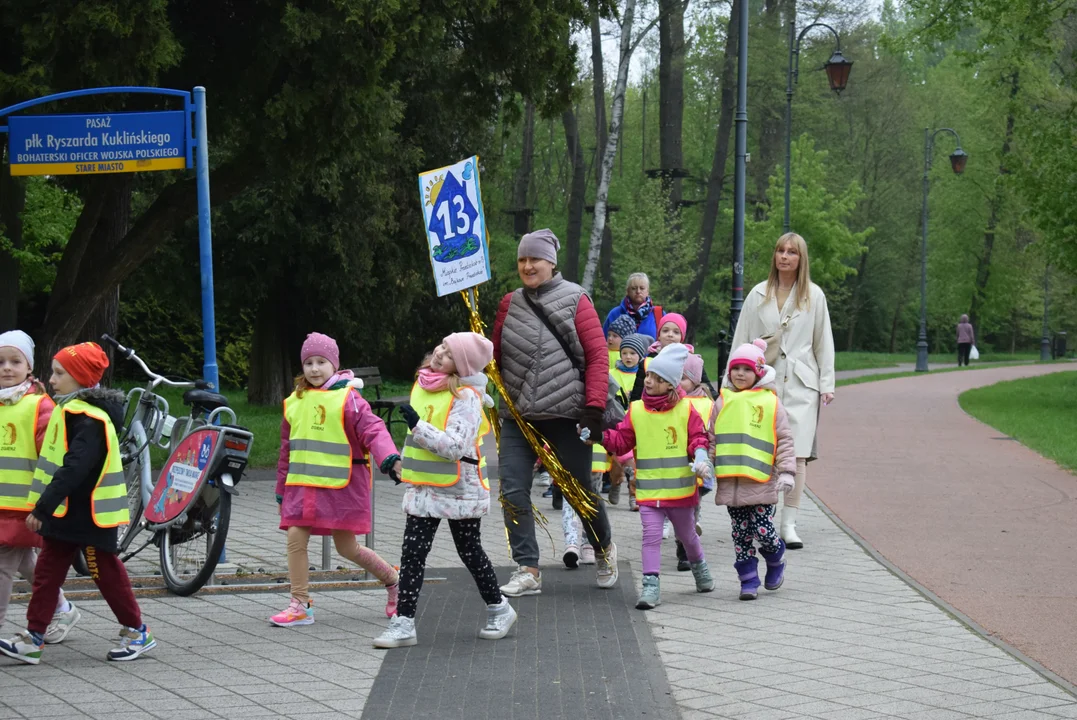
[385,584,399,618]
[270,598,314,627]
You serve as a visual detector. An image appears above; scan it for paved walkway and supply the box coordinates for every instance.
[812,363,1077,690]
[3,369,1077,718]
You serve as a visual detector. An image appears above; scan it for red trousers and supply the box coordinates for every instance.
[27,537,141,635]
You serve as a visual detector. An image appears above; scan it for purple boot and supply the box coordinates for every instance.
[759,539,786,591]
[733,558,760,600]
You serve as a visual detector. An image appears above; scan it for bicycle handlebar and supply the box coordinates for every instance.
[100,334,198,390]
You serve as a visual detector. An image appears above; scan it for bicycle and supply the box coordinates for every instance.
[76,334,255,596]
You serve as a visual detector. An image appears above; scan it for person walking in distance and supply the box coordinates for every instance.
[374,333,515,648]
[493,229,619,597]
[956,314,975,367]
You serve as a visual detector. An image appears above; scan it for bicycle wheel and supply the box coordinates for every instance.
[72,548,91,577]
[117,430,147,552]
[159,485,231,596]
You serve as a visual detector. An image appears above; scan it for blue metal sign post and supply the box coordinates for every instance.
[0,86,219,391]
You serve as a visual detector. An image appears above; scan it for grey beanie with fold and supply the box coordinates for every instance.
[647,342,688,387]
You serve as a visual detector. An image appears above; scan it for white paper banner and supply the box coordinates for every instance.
[417,156,491,297]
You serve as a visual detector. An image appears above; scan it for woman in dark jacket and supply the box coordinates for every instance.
[0,343,156,665]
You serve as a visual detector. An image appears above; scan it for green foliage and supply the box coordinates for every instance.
[1,178,81,294]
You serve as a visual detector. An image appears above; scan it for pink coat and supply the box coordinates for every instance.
[275,387,399,535]
[707,368,797,508]
[601,392,709,509]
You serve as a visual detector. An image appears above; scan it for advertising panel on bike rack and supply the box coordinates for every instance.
[145,428,220,524]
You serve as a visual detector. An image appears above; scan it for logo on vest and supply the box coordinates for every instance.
[1,422,15,447]
[311,404,327,428]
[424,405,435,423]
[664,426,678,449]
[750,404,764,427]
[50,422,59,445]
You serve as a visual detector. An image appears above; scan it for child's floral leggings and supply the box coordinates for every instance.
[727,505,781,562]
[562,472,603,549]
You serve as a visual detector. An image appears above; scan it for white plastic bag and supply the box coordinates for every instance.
[969,345,980,360]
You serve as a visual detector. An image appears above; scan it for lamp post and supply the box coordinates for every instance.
[729,0,749,339]
[783,22,852,233]
[916,128,968,372]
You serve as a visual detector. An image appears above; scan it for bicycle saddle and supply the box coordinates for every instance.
[183,389,230,411]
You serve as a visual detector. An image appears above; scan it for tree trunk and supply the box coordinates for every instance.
[510,100,536,237]
[658,0,687,212]
[590,2,616,301]
[753,0,785,212]
[682,0,739,340]
[845,250,870,350]
[969,70,1020,332]
[562,109,587,282]
[0,172,26,331]
[581,0,640,293]
[247,285,294,406]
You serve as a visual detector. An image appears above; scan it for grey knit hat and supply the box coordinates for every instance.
[619,333,652,360]
[608,314,637,340]
[647,343,688,387]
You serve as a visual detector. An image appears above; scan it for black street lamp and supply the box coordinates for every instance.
[916,128,967,373]
[783,23,852,233]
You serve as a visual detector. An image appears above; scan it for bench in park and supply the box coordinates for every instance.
[350,366,410,433]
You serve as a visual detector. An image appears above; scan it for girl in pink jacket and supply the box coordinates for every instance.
[600,343,716,610]
[709,339,797,600]
[272,333,401,627]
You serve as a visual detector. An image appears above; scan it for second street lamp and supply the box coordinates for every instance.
[783,22,852,233]
[916,128,968,373]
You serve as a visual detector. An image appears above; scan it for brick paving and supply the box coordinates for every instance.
[3,372,1077,718]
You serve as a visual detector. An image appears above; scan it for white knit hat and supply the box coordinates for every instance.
[0,330,34,371]
[648,342,688,387]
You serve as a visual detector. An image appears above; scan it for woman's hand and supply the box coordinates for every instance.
[25,514,42,533]
[821,392,834,407]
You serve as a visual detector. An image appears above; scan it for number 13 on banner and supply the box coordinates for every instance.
[418,156,492,297]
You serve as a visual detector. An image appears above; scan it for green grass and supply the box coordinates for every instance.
[116,379,414,469]
[959,371,1077,473]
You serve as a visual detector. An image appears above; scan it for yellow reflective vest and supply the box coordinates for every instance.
[284,387,354,489]
[402,384,490,490]
[611,367,637,399]
[629,399,695,501]
[712,388,777,483]
[608,349,620,369]
[0,393,49,512]
[27,399,128,528]
[685,396,715,429]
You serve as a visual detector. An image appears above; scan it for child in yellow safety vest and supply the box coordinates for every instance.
[373,333,514,649]
[1,342,154,665]
[0,331,76,643]
[610,333,651,510]
[273,333,401,628]
[707,339,797,601]
[670,353,714,571]
[599,343,716,610]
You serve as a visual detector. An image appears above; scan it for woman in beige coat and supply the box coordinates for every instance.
[728,232,835,548]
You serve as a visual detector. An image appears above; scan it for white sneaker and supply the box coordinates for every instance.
[662,518,673,539]
[535,471,552,488]
[596,543,619,589]
[44,603,81,644]
[478,600,517,640]
[580,544,596,565]
[373,615,417,648]
[780,507,803,549]
[499,567,542,597]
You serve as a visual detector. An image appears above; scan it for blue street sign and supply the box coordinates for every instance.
[8,110,189,176]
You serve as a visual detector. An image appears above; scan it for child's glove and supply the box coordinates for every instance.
[691,448,715,489]
[579,407,604,439]
[400,404,420,430]
[776,473,795,494]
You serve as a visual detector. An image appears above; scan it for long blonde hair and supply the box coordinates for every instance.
[765,232,812,310]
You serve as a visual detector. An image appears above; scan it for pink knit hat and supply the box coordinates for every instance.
[659,313,687,340]
[728,339,767,378]
[443,332,494,377]
[683,353,705,385]
[301,332,340,370]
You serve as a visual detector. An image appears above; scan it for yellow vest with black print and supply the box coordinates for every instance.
[284,388,353,489]
[712,388,777,483]
[611,366,637,399]
[629,399,695,501]
[402,384,491,490]
[26,399,128,527]
[0,393,49,512]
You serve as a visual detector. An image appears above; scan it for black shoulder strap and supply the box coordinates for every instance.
[520,290,585,380]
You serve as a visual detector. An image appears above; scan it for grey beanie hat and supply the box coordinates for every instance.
[647,342,688,387]
[608,314,637,339]
[619,333,652,359]
[517,228,560,264]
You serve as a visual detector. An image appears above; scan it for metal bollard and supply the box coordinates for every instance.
[321,535,331,570]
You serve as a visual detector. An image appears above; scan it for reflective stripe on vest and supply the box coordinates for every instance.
[27,399,129,527]
[0,394,48,511]
[712,388,777,483]
[284,388,353,489]
[591,443,611,473]
[402,384,490,490]
[629,399,695,501]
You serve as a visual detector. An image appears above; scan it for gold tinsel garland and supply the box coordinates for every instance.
[461,288,600,526]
